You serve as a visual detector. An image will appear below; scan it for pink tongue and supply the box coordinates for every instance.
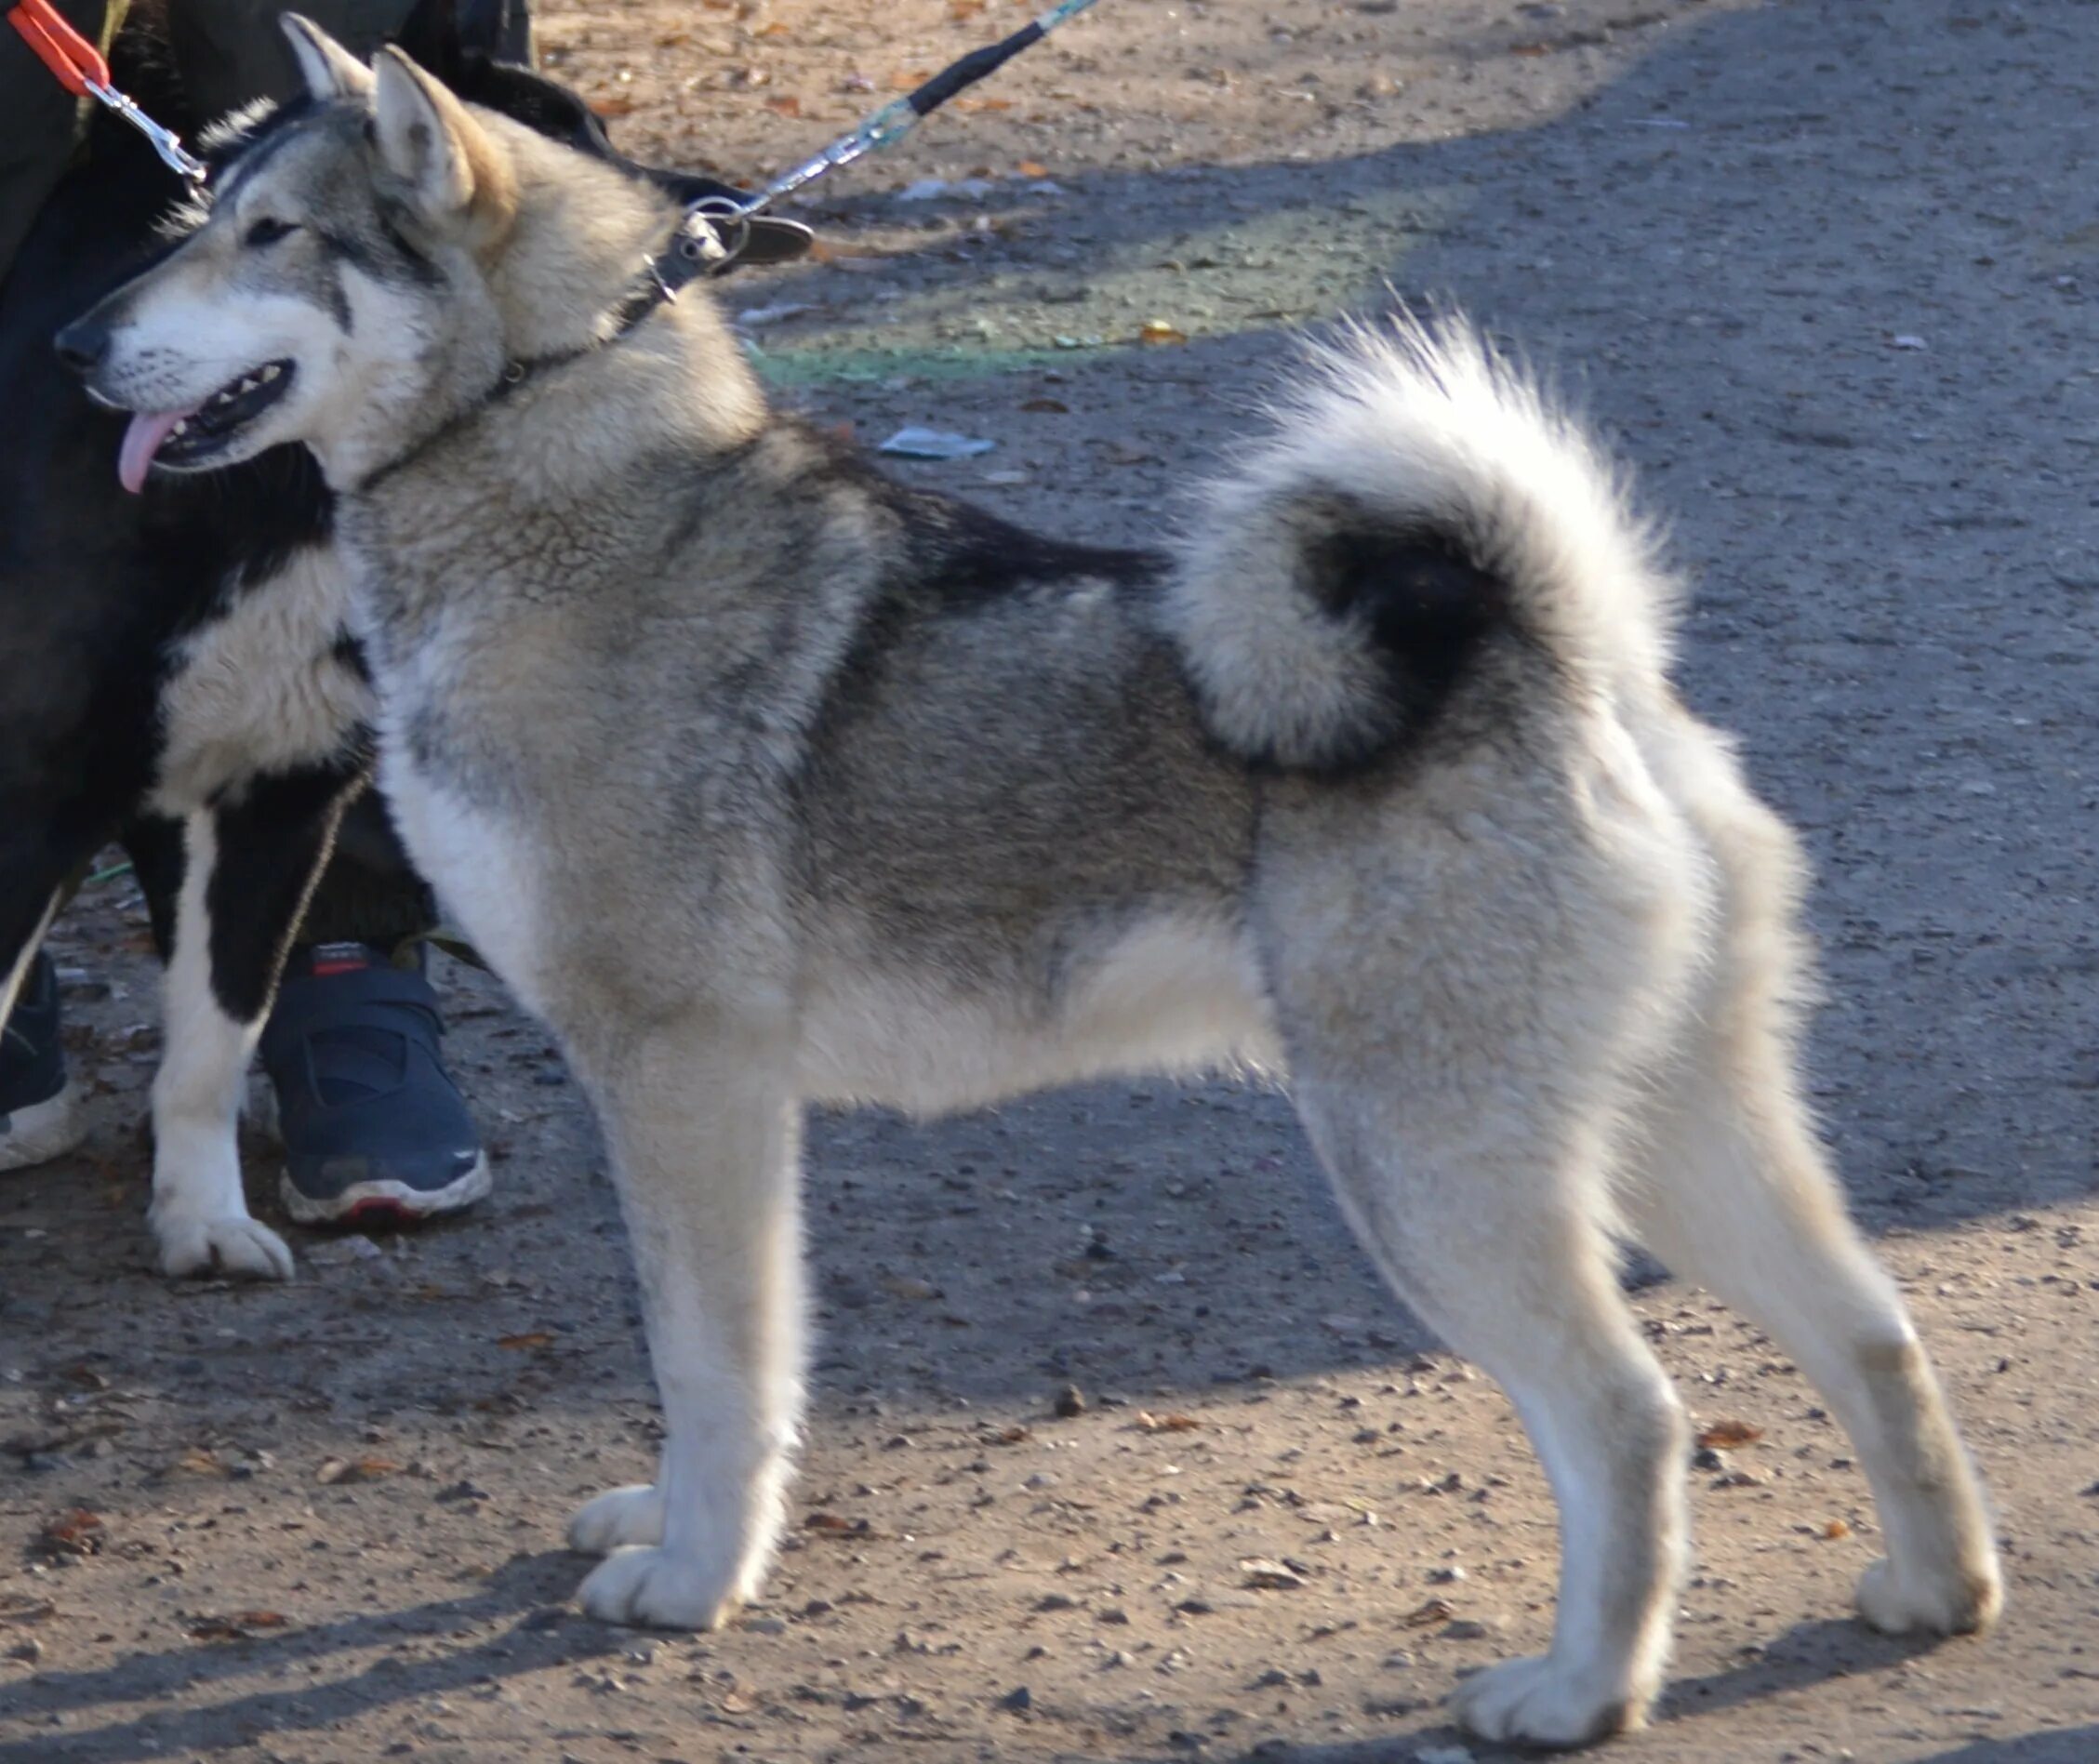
[118,408,199,496]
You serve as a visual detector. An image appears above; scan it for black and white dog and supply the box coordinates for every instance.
[0,0,805,1275]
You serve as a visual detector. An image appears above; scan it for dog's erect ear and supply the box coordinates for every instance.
[281,15,376,102]
[372,46,518,244]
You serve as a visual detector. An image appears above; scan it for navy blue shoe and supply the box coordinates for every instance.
[0,952,86,1173]
[260,942,489,1227]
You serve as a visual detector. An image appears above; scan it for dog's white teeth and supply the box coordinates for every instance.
[260,363,282,381]
[170,419,188,435]
[238,377,259,394]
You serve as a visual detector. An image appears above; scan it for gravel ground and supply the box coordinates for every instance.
[4,2,2097,1759]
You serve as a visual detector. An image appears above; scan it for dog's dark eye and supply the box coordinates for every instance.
[244,218,298,248]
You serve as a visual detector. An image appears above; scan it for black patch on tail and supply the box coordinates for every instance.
[1296,516,1512,776]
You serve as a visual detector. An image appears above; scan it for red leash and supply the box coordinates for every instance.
[8,0,100,93]
[7,0,206,180]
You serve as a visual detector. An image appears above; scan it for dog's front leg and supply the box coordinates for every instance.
[150,811,294,1278]
[570,1028,804,1629]
[150,776,352,1279]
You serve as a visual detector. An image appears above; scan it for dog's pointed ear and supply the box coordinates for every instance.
[372,46,517,244]
[281,14,376,102]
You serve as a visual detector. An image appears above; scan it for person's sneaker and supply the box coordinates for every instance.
[260,942,489,1227]
[0,951,87,1172]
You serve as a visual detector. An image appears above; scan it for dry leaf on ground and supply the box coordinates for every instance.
[35,1509,104,1558]
[316,1456,401,1486]
[186,1610,289,1641]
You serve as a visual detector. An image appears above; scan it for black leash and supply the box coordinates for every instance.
[687,0,1105,270]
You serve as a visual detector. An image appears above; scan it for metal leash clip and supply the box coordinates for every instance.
[8,0,207,183]
[83,73,209,183]
[676,202,740,268]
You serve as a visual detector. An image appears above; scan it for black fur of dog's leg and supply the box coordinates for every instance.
[122,814,187,963]
[148,767,359,1280]
[203,768,365,1027]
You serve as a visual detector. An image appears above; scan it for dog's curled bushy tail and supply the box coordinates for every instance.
[1166,313,1681,773]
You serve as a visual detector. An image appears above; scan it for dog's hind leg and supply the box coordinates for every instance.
[1260,727,1707,1747]
[150,772,353,1280]
[1618,721,2000,1638]
[568,1022,804,1629]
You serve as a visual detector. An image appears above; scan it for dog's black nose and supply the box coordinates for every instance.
[53,318,110,375]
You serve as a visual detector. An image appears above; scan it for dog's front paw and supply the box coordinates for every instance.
[1856,1555,2002,1638]
[153,1210,295,1281]
[1451,1653,1645,1750]
[578,1545,742,1630]
[568,1485,665,1555]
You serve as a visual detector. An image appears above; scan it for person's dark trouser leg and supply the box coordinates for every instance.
[0,948,85,1171]
[0,0,105,288]
[299,792,437,955]
[169,0,532,119]
[2,1,110,1171]
[166,0,418,116]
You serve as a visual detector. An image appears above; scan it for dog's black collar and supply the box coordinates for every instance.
[496,206,735,391]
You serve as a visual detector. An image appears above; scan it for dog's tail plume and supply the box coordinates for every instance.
[1164,312,1680,773]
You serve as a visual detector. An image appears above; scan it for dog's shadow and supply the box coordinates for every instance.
[0,1550,627,1764]
[14,1586,2073,1764]
[1100,1622,2078,1764]
[1657,1612,1946,1715]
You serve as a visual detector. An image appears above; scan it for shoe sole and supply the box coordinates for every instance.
[0,1081,86,1173]
[278,1151,493,1227]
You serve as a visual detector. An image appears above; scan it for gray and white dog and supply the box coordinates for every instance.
[60,19,2002,1745]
